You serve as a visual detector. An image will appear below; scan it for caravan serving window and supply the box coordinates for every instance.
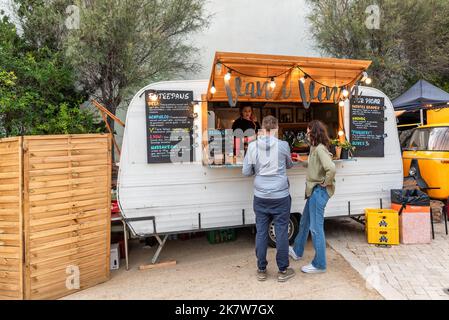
[408,127,449,151]
[203,101,341,166]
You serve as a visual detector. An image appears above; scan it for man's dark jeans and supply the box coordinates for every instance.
[253,195,291,272]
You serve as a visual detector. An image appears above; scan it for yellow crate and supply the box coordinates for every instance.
[365,208,399,229]
[366,227,399,245]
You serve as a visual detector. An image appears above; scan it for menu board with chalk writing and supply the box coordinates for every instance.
[350,96,385,157]
[145,90,194,163]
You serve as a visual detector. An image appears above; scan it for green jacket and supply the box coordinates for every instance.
[303,144,336,198]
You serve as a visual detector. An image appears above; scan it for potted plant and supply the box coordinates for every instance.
[330,138,341,159]
[293,132,309,149]
[340,140,356,159]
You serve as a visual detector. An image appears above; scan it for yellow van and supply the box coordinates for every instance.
[403,123,449,200]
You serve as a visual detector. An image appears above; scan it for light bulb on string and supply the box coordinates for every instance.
[365,77,372,85]
[150,93,158,102]
[361,71,368,82]
[338,130,345,137]
[270,77,276,89]
[342,88,349,98]
[224,70,232,81]
[210,82,216,94]
[338,100,345,108]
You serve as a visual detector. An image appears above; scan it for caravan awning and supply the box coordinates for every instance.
[393,80,449,111]
[207,52,372,103]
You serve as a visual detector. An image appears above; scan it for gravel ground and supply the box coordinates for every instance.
[63,228,382,300]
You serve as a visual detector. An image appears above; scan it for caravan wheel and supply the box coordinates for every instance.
[268,214,300,248]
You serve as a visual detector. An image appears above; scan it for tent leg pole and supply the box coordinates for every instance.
[430,210,435,240]
[445,198,448,235]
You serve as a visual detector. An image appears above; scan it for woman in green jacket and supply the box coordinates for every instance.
[289,120,336,273]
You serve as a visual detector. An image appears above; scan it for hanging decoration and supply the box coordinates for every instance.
[212,61,372,108]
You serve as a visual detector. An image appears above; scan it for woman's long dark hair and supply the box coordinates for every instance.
[307,120,330,148]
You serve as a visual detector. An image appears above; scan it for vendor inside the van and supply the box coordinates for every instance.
[232,105,261,155]
[232,105,261,133]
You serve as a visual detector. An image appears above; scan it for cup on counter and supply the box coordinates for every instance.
[214,153,224,165]
[291,153,299,162]
[225,153,235,165]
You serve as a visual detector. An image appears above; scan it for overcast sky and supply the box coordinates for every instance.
[187,0,318,79]
[0,0,319,79]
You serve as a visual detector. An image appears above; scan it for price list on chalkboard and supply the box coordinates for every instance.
[350,96,385,157]
[145,90,194,163]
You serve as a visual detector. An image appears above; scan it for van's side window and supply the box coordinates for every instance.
[428,127,449,151]
[409,129,429,150]
[409,127,449,151]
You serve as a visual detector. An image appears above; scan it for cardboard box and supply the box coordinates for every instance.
[400,212,431,244]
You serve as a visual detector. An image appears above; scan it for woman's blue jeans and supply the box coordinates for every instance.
[292,185,329,270]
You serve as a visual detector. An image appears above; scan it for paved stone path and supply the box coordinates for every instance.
[326,218,449,300]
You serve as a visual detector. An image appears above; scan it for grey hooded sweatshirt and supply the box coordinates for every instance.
[242,135,294,199]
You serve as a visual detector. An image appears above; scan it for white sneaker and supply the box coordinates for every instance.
[288,246,302,261]
[301,264,326,274]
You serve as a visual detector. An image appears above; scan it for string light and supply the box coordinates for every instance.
[211,61,371,95]
[270,77,276,89]
[338,130,345,137]
[224,70,232,81]
[361,72,368,82]
[210,81,216,94]
[149,92,158,102]
[338,100,345,107]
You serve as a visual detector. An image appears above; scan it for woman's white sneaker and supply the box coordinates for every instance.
[288,246,302,261]
[301,264,326,274]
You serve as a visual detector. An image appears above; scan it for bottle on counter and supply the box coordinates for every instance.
[236,149,245,165]
[225,152,234,165]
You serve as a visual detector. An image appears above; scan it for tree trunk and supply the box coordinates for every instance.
[107,116,116,163]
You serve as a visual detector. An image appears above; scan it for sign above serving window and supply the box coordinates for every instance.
[207,52,372,107]
[223,76,349,108]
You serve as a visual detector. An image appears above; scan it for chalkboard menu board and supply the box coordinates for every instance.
[350,96,385,157]
[145,90,194,163]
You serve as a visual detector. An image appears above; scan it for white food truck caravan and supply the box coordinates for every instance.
[117,52,403,262]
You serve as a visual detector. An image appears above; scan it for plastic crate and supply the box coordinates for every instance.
[365,209,399,245]
[365,208,399,229]
[206,229,236,244]
[366,227,399,245]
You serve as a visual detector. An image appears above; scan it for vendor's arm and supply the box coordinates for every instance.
[317,146,336,185]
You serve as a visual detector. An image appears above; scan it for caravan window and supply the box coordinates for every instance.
[409,127,449,151]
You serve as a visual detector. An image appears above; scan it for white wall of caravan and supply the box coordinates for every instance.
[118,80,403,236]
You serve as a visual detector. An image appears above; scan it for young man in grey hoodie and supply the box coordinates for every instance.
[242,115,295,282]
